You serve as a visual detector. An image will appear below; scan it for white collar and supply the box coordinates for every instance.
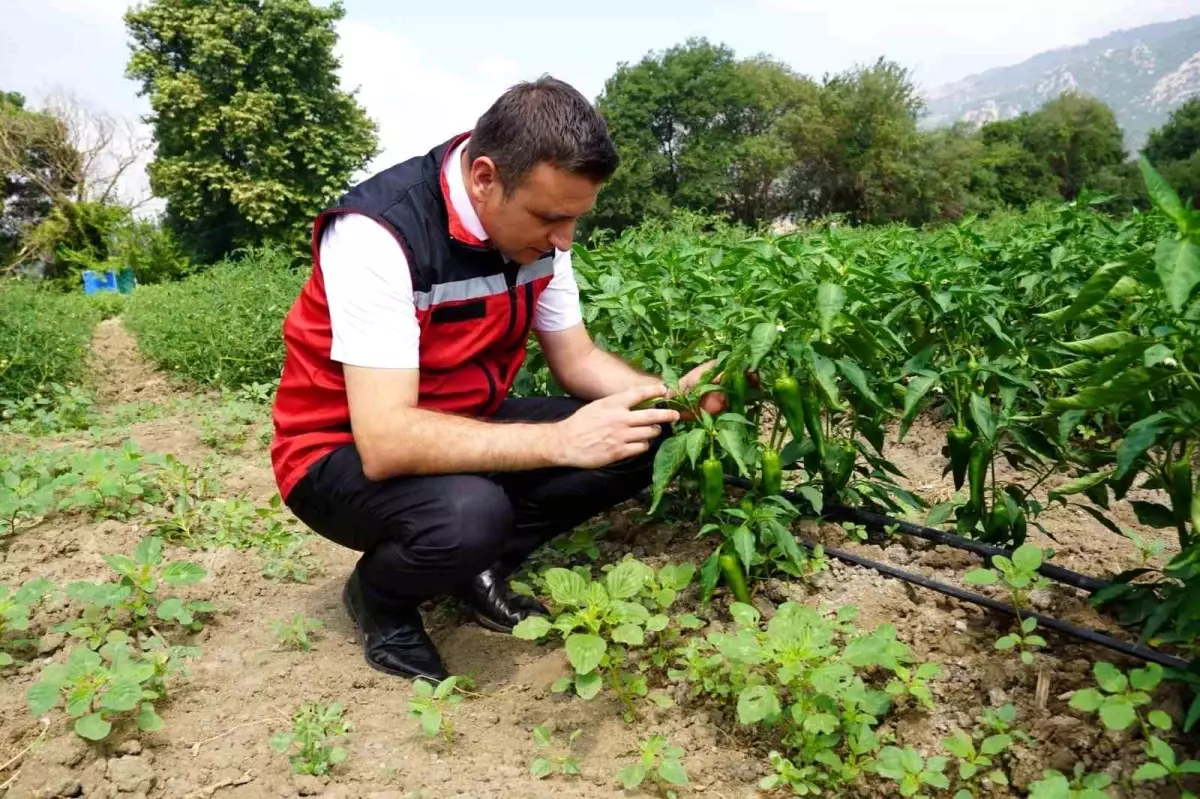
[444,136,489,243]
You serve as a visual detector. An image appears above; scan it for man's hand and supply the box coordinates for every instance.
[550,384,680,469]
[672,359,728,422]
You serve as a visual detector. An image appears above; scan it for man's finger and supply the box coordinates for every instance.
[623,424,662,442]
[616,442,651,460]
[628,408,679,426]
[613,382,668,408]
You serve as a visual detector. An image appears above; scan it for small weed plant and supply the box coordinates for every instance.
[270,700,351,776]
[965,544,1050,664]
[1,383,96,435]
[407,676,465,748]
[272,613,324,652]
[531,724,583,779]
[616,734,688,797]
[0,578,54,666]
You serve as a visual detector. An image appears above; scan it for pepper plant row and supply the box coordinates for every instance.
[525,160,1200,669]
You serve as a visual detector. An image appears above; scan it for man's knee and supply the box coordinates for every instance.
[406,478,512,569]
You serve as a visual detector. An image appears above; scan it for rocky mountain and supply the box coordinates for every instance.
[921,15,1200,153]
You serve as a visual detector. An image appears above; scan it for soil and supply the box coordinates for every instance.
[1,322,1197,799]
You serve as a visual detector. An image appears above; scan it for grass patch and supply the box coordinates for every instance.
[0,283,104,405]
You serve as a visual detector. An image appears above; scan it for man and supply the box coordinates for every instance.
[270,76,721,682]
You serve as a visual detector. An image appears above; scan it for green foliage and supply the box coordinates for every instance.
[2,383,96,435]
[615,734,688,797]
[271,613,323,653]
[1027,764,1114,799]
[0,451,60,539]
[0,578,54,667]
[270,700,350,776]
[0,283,101,404]
[407,676,465,747]
[530,725,583,780]
[124,246,306,389]
[871,745,950,798]
[26,640,190,741]
[965,545,1051,663]
[124,0,378,263]
[1144,98,1200,170]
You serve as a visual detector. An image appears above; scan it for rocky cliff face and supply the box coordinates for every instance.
[922,15,1200,152]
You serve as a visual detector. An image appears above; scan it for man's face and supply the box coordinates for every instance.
[465,155,601,265]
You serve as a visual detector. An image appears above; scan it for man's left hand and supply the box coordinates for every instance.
[672,359,727,422]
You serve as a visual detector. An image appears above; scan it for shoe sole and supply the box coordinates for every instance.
[341,581,446,682]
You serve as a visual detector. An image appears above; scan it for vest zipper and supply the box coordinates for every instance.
[518,282,535,342]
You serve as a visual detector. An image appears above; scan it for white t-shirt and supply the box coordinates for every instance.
[319,137,584,370]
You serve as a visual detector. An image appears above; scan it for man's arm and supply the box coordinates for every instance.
[537,323,661,401]
[345,366,677,481]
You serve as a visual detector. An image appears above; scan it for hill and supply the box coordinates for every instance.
[921,15,1200,152]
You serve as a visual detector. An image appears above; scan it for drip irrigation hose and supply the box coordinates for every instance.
[724,475,1110,594]
[808,539,1190,672]
[721,475,1190,670]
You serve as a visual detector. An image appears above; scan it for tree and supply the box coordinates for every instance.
[1027,93,1125,200]
[1144,98,1200,164]
[124,0,379,263]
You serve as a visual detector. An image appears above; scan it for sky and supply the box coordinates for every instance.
[2,0,1197,205]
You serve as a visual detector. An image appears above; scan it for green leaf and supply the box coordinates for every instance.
[1148,710,1173,731]
[563,633,605,675]
[980,734,1011,756]
[658,759,689,786]
[1133,762,1170,782]
[817,283,847,337]
[512,615,552,640]
[1011,544,1043,573]
[1069,687,1103,712]
[1049,367,1164,411]
[611,624,645,646]
[1059,331,1141,355]
[737,685,780,724]
[835,358,884,409]
[420,708,442,737]
[649,435,689,513]
[75,712,112,741]
[1115,413,1172,480]
[969,394,997,444]
[808,350,843,410]
[161,561,205,586]
[550,676,573,693]
[605,559,650,600]
[729,602,760,629]
[574,671,602,699]
[899,375,938,441]
[26,681,62,716]
[155,596,186,622]
[1099,700,1137,730]
[1129,664,1163,692]
[1049,470,1112,503]
[1140,155,1188,230]
[731,525,755,574]
[617,764,647,789]
[531,757,554,779]
[1155,238,1200,312]
[803,712,839,735]
[645,614,669,632]
[1143,343,1174,367]
[100,679,143,713]
[964,569,998,586]
[942,731,973,759]
[544,568,589,607]
[716,426,750,478]
[748,322,778,369]
[1054,259,1134,322]
[135,702,164,732]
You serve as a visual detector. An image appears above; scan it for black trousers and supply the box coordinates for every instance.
[284,396,665,611]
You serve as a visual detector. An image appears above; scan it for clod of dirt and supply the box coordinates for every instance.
[106,755,155,794]
[292,774,326,796]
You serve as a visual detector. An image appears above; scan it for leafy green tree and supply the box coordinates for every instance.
[1144,98,1200,164]
[124,0,379,263]
[1028,93,1125,200]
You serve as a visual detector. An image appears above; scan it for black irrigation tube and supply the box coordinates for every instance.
[721,475,1190,671]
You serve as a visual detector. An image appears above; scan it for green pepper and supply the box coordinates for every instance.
[761,449,783,496]
[1169,444,1194,540]
[824,439,857,493]
[701,456,724,518]
[773,375,807,447]
[984,503,1012,543]
[967,441,989,514]
[802,390,825,461]
[718,552,752,605]
[724,370,749,417]
[1011,509,1028,546]
[947,425,974,491]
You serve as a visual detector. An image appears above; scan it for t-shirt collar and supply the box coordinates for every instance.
[440,132,489,248]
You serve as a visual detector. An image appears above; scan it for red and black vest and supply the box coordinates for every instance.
[270,133,556,500]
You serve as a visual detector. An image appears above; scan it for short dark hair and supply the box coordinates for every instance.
[467,75,619,193]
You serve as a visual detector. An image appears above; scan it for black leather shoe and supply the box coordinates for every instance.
[461,566,549,633]
[342,570,449,681]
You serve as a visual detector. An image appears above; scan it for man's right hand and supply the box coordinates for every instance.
[548,384,680,469]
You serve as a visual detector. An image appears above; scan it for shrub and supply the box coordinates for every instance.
[0,282,102,404]
[124,245,306,389]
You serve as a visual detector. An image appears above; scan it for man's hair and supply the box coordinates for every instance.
[467,75,619,193]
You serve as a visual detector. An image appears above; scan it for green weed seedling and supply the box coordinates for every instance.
[0,578,54,666]
[616,734,688,797]
[59,535,211,648]
[407,676,465,748]
[54,443,166,521]
[513,559,684,721]
[975,703,1034,747]
[885,662,941,711]
[941,729,1011,798]
[270,700,351,776]
[965,544,1051,664]
[273,613,324,652]
[841,521,869,543]
[530,724,583,779]
[198,398,264,453]
[1068,662,1156,732]
[1,383,96,435]
[26,640,176,741]
[872,745,950,798]
[1027,764,1113,799]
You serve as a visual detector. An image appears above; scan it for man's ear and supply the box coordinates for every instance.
[467,155,501,203]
